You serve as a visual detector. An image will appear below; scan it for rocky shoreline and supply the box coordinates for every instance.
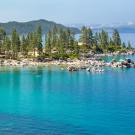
[0,51,135,73]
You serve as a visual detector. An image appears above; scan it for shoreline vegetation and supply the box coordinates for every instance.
[0,25,135,72]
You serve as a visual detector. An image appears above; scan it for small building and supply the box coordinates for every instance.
[78,42,84,46]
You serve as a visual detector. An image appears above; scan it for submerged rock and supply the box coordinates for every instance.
[67,66,78,72]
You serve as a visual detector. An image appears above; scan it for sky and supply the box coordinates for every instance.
[0,0,134,25]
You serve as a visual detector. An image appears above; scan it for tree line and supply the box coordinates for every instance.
[79,26,132,53]
[0,26,42,59]
[0,25,132,59]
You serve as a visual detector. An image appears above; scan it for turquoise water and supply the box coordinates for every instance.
[0,64,135,134]
[103,55,135,62]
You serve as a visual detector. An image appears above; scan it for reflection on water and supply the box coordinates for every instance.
[0,66,135,134]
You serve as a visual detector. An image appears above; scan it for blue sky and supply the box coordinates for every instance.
[0,0,134,24]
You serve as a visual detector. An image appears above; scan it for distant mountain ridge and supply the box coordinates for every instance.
[93,24,135,33]
[69,22,135,33]
[0,19,80,35]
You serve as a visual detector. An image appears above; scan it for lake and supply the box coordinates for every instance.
[1,32,135,135]
[0,59,135,134]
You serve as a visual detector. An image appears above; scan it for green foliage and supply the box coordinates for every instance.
[107,45,117,52]
[0,28,6,53]
[11,29,20,58]
[99,30,109,48]
[45,30,52,55]
[36,26,43,55]
[79,45,89,53]
[127,41,132,49]
[92,45,103,54]
[112,29,121,46]
[68,53,79,59]
[80,26,94,47]
[0,25,132,60]
[51,53,69,60]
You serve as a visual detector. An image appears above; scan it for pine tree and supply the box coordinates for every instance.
[52,25,58,48]
[93,32,99,47]
[0,28,6,54]
[109,38,114,46]
[112,29,121,46]
[100,30,109,49]
[80,26,87,46]
[122,42,126,48]
[65,29,75,49]
[59,29,65,55]
[87,28,94,47]
[33,32,38,57]
[11,29,20,58]
[45,31,52,55]
[74,41,79,55]
[36,26,43,55]
[3,36,11,58]
[80,27,94,48]
[127,41,132,49]
[21,35,28,56]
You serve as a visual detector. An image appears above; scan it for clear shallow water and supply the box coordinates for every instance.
[0,64,135,134]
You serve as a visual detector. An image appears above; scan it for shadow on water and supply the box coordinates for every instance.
[0,112,112,135]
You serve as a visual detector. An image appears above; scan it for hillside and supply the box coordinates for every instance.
[0,19,80,35]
